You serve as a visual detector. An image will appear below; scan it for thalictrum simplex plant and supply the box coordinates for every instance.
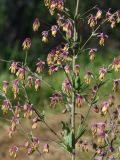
[0,0,120,160]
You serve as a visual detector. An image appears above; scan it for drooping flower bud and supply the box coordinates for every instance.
[1,99,10,114]
[34,79,41,91]
[12,79,19,99]
[43,143,49,153]
[33,18,40,31]
[2,80,9,93]
[113,79,119,92]
[75,64,80,75]
[27,76,34,88]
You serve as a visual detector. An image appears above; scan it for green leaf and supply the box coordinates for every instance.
[62,131,73,153]
[92,95,99,104]
[75,125,86,142]
[61,121,73,153]
[61,121,70,135]
[73,76,81,90]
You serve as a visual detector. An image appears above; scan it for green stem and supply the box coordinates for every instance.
[24,51,28,66]
[71,1,80,160]
[71,56,76,160]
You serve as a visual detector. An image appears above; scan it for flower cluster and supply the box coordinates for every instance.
[44,0,64,15]
[50,92,63,107]
[24,137,40,155]
[106,9,120,28]
[47,44,70,74]
[88,9,102,28]
[92,122,106,145]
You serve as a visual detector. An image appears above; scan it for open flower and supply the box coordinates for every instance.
[63,20,73,38]
[32,117,40,129]
[42,31,49,43]
[64,65,70,74]
[84,71,93,84]
[51,25,58,37]
[22,38,31,50]
[48,65,58,75]
[88,14,97,27]
[49,0,57,15]
[2,99,10,114]
[9,145,19,159]
[101,101,110,115]
[97,33,108,46]
[89,48,97,60]
[97,122,106,145]
[75,94,84,107]
[23,103,33,118]
[62,78,72,95]
[33,18,40,31]
[106,10,116,28]
[92,122,106,145]
[31,137,40,150]
[57,0,64,11]
[96,9,102,19]
[16,67,25,80]
[111,56,120,72]
[36,60,45,73]
[9,61,18,74]
[57,14,64,27]
[108,95,115,106]
[99,67,107,81]
[116,10,120,23]
[44,0,50,7]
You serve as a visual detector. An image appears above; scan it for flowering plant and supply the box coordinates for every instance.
[1,0,120,160]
